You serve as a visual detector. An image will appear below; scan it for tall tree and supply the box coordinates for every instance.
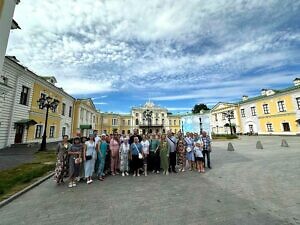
[192,104,210,114]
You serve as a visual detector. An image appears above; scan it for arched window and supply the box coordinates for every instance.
[135,118,139,125]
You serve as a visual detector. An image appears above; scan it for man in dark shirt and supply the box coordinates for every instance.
[129,129,142,145]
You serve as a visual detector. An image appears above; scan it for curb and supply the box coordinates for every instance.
[0,171,54,209]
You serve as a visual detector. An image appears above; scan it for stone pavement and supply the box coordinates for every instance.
[0,136,299,225]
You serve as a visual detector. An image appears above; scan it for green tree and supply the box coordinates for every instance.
[192,104,210,114]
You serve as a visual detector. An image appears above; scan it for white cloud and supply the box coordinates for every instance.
[6,0,300,100]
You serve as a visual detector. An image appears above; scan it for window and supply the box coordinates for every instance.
[241,109,245,117]
[128,120,130,126]
[296,97,300,110]
[277,101,286,112]
[174,120,176,125]
[62,127,66,137]
[135,118,139,125]
[62,103,66,116]
[162,119,165,125]
[251,107,256,116]
[1,76,8,85]
[69,106,72,117]
[169,120,172,125]
[103,130,107,134]
[156,118,158,125]
[49,126,55,138]
[266,123,273,132]
[156,113,159,118]
[263,104,270,114]
[112,118,117,126]
[93,116,95,123]
[162,113,165,117]
[52,99,58,112]
[122,120,125,126]
[127,130,130,134]
[215,114,218,121]
[20,86,29,105]
[80,108,84,121]
[122,130,125,134]
[222,113,226,120]
[282,123,290,132]
[135,113,139,117]
[35,125,43,138]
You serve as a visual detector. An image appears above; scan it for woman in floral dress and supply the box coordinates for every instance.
[177,135,186,172]
[54,135,71,184]
[159,134,170,175]
[119,137,130,176]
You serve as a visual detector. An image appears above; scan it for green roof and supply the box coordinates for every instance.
[239,85,300,104]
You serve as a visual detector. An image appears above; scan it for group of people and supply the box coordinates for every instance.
[54,129,212,188]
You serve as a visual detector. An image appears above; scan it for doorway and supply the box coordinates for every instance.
[15,124,24,144]
[282,123,290,132]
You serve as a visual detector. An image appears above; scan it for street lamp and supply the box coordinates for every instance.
[37,95,59,151]
[199,117,203,135]
[181,120,184,135]
[143,109,153,134]
[223,110,233,135]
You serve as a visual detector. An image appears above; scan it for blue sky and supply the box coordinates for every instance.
[7,0,300,114]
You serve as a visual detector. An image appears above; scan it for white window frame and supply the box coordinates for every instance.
[35,124,43,139]
[251,106,256,116]
[277,100,286,112]
[263,104,270,114]
[266,123,273,132]
[241,109,245,117]
[49,125,55,138]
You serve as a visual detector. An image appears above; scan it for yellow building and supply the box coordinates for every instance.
[72,98,99,137]
[27,76,75,143]
[168,114,181,133]
[255,83,300,135]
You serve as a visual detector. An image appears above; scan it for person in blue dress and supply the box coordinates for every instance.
[96,134,108,181]
[184,132,195,171]
[84,134,97,184]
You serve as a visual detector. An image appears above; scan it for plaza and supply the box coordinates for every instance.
[0,136,299,225]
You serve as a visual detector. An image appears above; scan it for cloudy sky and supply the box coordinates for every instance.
[7,0,300,113]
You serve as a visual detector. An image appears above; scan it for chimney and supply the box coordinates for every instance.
[293,78,300,86]
[242,95,248,101]
[261,89,267,96]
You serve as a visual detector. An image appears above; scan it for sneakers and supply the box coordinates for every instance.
[72,182,77,187]
[87,180,93,184]
[122,172,125,177]
[68,182,73,188]
[182,168,185,172]
[137,173,140,177]
[156,171,160,174]
[125,172,129,176]
[133,173,136,177]
[152,170,156,173]
[166,171,169,175]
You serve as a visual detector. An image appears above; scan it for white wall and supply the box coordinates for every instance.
[0,0,18,72]
[239,103,260,134]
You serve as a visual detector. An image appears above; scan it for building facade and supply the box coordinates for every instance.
[0,56,75,148]
[181,110,210,135]
[254,83,300,135]
[210,102,241,135]
[99,101,181,135]
[238,95,260,134]
[72,99,99,137]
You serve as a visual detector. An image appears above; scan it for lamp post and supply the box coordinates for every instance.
[199,117,203,135]
[181,120,184,135]
[143,109,153,134]
[223,111,233,135]
[37,95,59,151]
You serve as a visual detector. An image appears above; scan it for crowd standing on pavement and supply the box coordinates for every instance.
[54,129,212,188]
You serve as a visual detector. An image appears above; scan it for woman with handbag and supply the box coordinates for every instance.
[84,134,97,184]
[68,137,82,188]
[110,133,120,176]
[160,134,169,175]
[184,132,195,171]
[54,135,71,184]
[130,137,143,177]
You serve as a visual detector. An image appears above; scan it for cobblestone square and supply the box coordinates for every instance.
[0,136,299,225]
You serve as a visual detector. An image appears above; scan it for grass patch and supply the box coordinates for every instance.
[0,151,56,201]
[212,134,239,140]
